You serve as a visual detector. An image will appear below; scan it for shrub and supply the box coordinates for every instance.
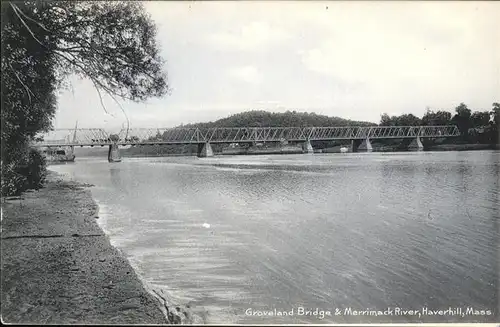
[1,148,47,197]
[26,148,47,190]
[1,161,28,196]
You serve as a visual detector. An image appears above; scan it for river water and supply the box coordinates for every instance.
[50,151,499,324]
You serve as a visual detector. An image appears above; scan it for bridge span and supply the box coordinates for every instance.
[33,125,460,162]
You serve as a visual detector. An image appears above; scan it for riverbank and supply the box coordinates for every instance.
[425,143,500,151]
[1,172,189,324]
[320,143,500,153]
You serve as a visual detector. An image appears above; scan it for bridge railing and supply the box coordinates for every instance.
[33,125,460,146]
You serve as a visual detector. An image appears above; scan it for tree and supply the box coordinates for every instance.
[186,110,376,129]
[1,1,169,195]
[451,103,472,140]
[396,113,421,126]
[421,109,452,126]
[380,113,393,126]
[470,111,491,128]
[488,102,500,144]
[2,2,60,195]
[379,113,421,126]
[491,102,500,128]
[455,102,472,118]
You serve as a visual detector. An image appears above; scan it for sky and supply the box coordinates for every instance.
[54,1,499,130]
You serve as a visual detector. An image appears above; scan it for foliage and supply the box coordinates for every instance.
[128,102,499,157]
[45,1,167,101]
[2,2,58,152]
[421,109,452,126]
[380,113,421,126]
[488,103,500,144]
[24,148,47,190]
[1,148,46,196]
[491,103,500,128]
[124,144,199,157]
[451,103,472,140]
[183,110,377,128]
[1,160,27,197]
[1,1,57,196]
[1,1,168,196]
[379,103,498,145]
[470,111,491,128]
[454,102,472,118]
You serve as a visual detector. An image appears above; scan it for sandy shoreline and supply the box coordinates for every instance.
[1,171,195,324]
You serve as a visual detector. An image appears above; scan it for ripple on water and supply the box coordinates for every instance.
[57,151,499,324]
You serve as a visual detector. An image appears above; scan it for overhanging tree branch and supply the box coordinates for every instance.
[8,0,168,104]
[10,3,49,32]
[9,3,45,47]
[52,49,116,118]
[7,62,35,103]
[2,0,168,196]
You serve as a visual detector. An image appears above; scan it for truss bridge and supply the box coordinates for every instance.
[33,125,460,162]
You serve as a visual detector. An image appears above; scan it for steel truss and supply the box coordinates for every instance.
[33,125,460,147]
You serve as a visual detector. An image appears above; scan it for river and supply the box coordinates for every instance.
[50,150,499,324]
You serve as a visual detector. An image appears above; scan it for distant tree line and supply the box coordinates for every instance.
[380,102,499,144]
[130,105,499,157]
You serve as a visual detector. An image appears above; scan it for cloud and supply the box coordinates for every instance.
[297,1,500,108]
[207,21,291,51]
[228,65,262,84]
[53,2,499,129]
[299,16,450,83]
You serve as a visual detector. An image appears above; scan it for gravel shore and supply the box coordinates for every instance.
[1,172,173,324]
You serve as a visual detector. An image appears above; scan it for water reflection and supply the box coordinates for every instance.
[109,167,121,188]
[49,151,499,324]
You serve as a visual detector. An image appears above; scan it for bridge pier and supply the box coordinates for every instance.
[108,143,121,162]
[408,136,424,151]
[302,140,314,154]
[352,138,372,152]
[197,142,214,157]
[68,145,76,161]
[350,140,358,152]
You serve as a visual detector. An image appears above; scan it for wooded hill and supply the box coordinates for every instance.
[179,110,376,128]
[122,110,376,156]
